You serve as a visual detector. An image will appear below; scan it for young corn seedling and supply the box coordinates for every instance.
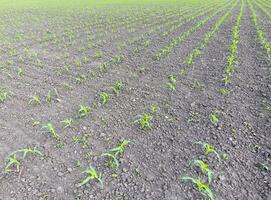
[41,123,59,140]
[29,95,41,105]
[5,154,20,172]
[190,160,213,184]
[0,89,8,103]
[150,104,158,114]
[11,147,42,159]
[102,140,130,169]
[46,88,58,103]
[17,67,24,76]
[209,110,222,127]
[112,80,123,96]
[61,118,73,129]
[100,92,110,105]
[222,75,231,86]
[166,74,177,91]
[94,51,103,59]
[134,113,153,129]
[78,105,90,118]
[5,147,42,172]
[78,165,103,188]
[219,88,231,95]
[196,142,221,161]
[180,176,214,200]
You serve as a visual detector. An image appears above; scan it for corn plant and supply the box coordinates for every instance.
[150,104,158,114]
[46,88,58,103]
[197,142,221,161]
[218,88,231,95]
[0,88,8,103]
[166,74,177,91]
[17,68,24,76]
[102,140,130,169]
[5,147,42,172]
[61,118,73,128]
[134,112,153,129]
[94,51,103,59]
[190,160,213,184]
[41,123,59,139]
[112,80,123,96]
[78,105,90,118]
[209,110,222,127]
[78,165,103,188]
[180,176,214,200]
[29,95,41,105]
[100,92,110,105]
[222,75,231,85]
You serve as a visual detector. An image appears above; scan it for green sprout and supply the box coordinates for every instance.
[150,104,158,114]
[218,88,231,95]
[78,105,90,118]
[196,142,221,161]
[209,110,222,127]
[29,95,41,105]
[166,74,177,91]
[41,123,59,139]
[94,51,103,59]
[61,118,73,128]
[112,80,123,96]
[102,140,130,169]
[46,88,58,103]
[0,88,8,103]
[180,176,214,200]
[5,147,42,173]
[78,165,103,188]
[100,92,110,105]
[134,113,153,129]
[190,160,213,184]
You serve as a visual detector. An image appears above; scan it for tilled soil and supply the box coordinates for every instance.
[0,0,270,200]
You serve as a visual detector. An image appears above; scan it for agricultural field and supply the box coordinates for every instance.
[0,0,270,199]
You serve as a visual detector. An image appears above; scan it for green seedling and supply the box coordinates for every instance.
[29,95,41,105]
[166,74,177,91]
[5,147,42,172]
[99,63,107,73]
[222,75,231,85]
[100,92,110,105]
[78,105,90,118]
[11,147,42,159]
[5,154,20,172]
[78,165,103,188]
[190,160,213,184]
[102,140,130,170]
[181,176,214,200]
[46,88,58,103]
[0,89,8,103]
[61,118,73,128]
[112,80,123,96]
[209,110,222,127]
[41,123,59,139]
[219,88,231,95]
[197,142,221,161]
[94,51,103,58]
[17,68,24,76]
[260,163,269,172]
[150,104,158,114]
[134,113,153,129]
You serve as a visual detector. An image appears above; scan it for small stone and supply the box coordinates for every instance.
[57,186,64,194]
[67,168,73,172]
[218,175,226,181]
[58,172,64,177]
